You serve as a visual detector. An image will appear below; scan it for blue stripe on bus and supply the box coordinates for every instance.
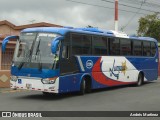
[11,66,59,78]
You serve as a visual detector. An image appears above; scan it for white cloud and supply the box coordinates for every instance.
[0,0,155,35]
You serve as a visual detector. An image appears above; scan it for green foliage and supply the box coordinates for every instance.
[137,13,160,42]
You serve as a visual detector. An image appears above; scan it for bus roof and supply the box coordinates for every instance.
[21,27,157,42]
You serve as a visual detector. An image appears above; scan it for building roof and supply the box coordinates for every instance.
[0,20,62,30]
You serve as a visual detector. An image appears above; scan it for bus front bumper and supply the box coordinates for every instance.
[10,77,59,93]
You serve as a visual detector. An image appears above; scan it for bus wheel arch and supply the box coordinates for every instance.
[136,71,144,86]
[79,74,92,95]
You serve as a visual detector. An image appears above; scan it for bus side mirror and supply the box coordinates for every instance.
[51,36,64,54]
[2,36,19,52]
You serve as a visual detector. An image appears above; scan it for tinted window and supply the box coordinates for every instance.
[62,33,70,59]
[62,46,69,59]
[133,41,142,56]
[64,33,70,44]
[109,38,120,55]
[151,42,156,57]
[72,34,91,55]
[92,36,108,55]
[120,39,131,55]
[60,33,79,75]
[143,41,151,56]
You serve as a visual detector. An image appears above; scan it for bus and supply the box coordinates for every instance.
[2,27,158,95]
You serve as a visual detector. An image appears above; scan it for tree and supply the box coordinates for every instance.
[137,13,160,42]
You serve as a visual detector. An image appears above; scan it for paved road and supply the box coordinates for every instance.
[0,80,160,119]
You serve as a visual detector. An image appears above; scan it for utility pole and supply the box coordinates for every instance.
[115,0,118,31]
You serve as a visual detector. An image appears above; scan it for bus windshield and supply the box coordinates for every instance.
[13,32,60,70]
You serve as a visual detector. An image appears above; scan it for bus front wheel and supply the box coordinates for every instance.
[79,79,86,95]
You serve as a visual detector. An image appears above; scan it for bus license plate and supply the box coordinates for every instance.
[26,84,32,89]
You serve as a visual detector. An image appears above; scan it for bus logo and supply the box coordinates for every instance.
[86,60,93,69]
[109,59,127,79]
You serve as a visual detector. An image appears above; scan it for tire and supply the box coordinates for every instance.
[79,79,86,95]
[136,73,143,86]
[13,88,17,90]
[86,80,92,93]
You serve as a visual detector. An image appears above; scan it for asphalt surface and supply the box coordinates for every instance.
[0,80,160,120]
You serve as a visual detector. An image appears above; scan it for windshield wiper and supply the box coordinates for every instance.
[35,38,42,70]
[35,38,41,56]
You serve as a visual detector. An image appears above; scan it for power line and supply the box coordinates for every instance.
[66,0,147,15]
[101,0,160,13]
[120,0,160,8]
[66,0,160,32]
[121,0,147,31]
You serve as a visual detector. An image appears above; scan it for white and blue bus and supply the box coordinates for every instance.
[2,27,158,95]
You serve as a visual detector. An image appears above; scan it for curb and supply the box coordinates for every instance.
[0,88,28,93]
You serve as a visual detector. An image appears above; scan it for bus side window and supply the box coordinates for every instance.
[120,38,131,56]
[109,38,120,55]
[151,42,156,57]
[92,36,108,55]
[143,41,151,56]
[72,34,91,55]
[133,41,142,56]
[62,33,70,59]
[62,46,69,59]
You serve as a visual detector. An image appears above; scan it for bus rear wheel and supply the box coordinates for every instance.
[136,73,144,86]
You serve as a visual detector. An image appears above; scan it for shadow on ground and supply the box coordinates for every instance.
[13,81,156,101]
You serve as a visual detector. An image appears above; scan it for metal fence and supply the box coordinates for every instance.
[1,48,14,70]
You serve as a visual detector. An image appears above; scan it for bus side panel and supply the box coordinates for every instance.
[77,56,139,89]
[142,57,158,80]
[143,70,158,81]
[127,56,158,81]
[91,74,108,89]
[59,73,82,93]
[91,57,138,88]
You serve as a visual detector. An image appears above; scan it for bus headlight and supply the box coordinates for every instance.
[41,77,57,84]
[10,76,18,82]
